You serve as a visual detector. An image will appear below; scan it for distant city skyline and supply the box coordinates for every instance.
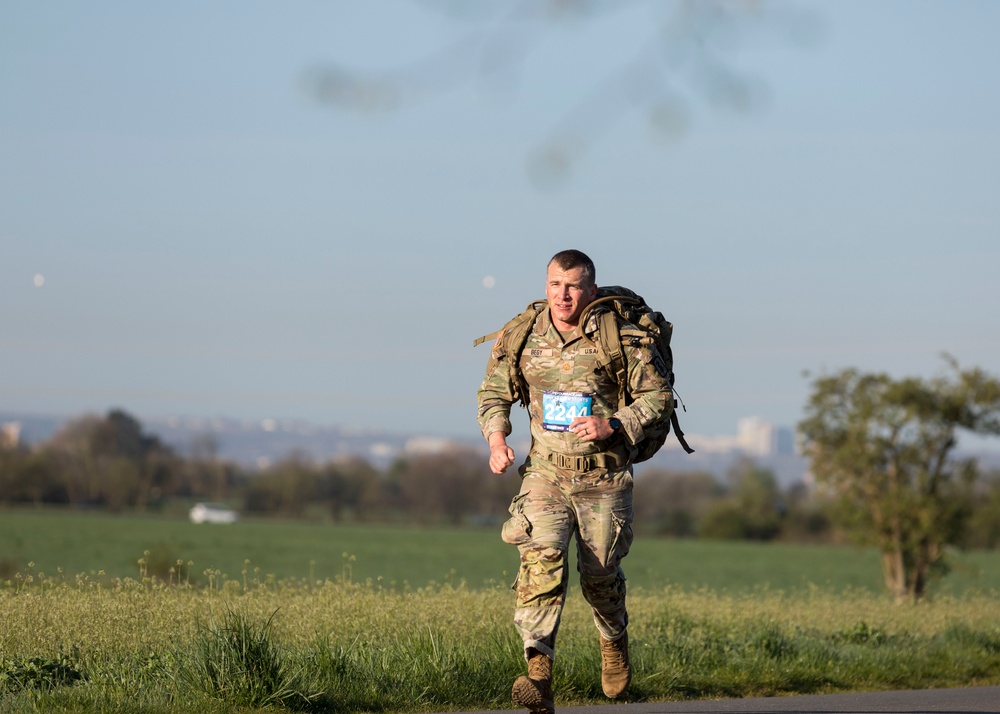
[0,410,811,484]
[7,407,999,489]
[2,410,797,451]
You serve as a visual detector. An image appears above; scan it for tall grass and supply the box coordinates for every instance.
[1,569,999,713]
[183,607,319,709]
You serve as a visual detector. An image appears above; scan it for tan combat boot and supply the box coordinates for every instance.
[511,649,554,714]
[600,631,631,698]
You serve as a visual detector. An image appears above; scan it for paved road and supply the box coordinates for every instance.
[454,687,1000,714]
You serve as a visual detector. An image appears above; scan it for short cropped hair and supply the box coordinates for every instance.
[548,249,596,286]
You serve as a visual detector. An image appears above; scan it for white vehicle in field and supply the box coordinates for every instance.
[189,502,239,524]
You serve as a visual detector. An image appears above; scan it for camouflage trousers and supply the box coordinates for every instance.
[501,464,634,661]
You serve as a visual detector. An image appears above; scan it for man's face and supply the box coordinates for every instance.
[546,262,596,329]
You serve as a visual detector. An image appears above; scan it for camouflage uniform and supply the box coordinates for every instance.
[478,305,672,660]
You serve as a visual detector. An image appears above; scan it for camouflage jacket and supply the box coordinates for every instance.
[477,305,673,469]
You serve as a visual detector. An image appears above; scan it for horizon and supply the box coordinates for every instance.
[4,407,999,458]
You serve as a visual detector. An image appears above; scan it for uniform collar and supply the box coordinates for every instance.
[537,304,607,341]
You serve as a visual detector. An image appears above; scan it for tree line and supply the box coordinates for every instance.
[0,409,507,524]
[0,408,810,535]
[3,359,1000,601]
[1,408,998,550]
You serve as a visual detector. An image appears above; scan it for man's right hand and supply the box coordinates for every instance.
[488,434,516,475]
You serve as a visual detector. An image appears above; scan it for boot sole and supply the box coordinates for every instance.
[511,676,554,714]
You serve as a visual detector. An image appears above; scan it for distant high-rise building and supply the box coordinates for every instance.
[774,426,796,455]
[1,421,21,448]
[736,416,775,457]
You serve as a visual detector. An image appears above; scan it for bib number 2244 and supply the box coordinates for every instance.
[542,391,593,432]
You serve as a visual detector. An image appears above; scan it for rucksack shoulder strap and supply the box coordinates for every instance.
[595,309,628,409]
[581,294,642,410]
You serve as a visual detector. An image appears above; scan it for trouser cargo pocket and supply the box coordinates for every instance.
[501,493,532,546]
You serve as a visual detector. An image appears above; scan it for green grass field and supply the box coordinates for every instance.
[3,508,1000,595]
[2,509,1000,713]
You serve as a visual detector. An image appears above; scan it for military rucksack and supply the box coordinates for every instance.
[474,285,694,462]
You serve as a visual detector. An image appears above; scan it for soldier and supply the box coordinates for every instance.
[477,249,673,713]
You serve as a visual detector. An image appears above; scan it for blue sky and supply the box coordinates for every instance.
[2,1,998,448]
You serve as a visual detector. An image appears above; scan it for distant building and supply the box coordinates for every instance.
[660,417,799,458]
[737,416,775,457]
[1,421,21,448]
[774,426,797,455]
[733,417,800,458]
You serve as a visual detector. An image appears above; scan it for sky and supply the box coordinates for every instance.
[2,0,999,449]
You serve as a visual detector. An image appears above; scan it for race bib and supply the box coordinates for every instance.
[542,391,593,431]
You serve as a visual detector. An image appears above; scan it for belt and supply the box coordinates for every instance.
[531,443,630,473]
